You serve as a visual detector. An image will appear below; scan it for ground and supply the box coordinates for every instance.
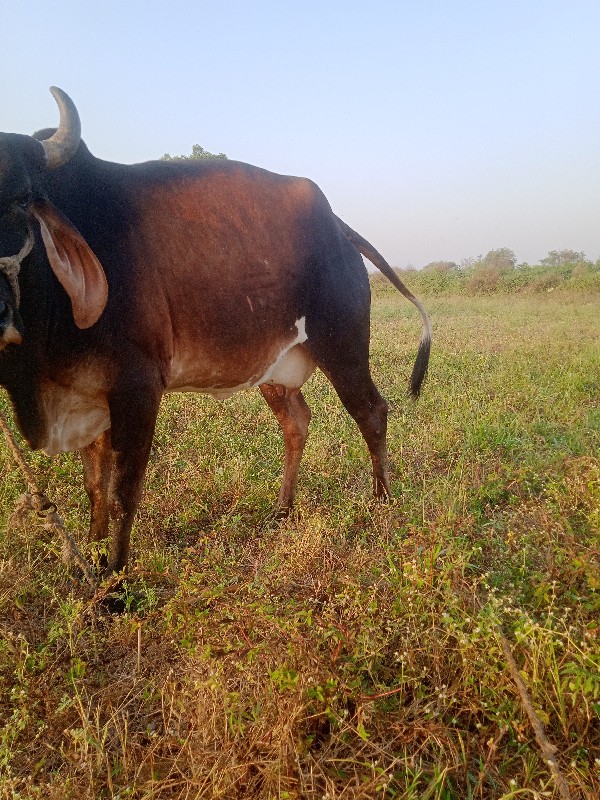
[0,286,598,799]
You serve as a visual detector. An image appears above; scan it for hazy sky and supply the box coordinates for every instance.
[2,1,599,267]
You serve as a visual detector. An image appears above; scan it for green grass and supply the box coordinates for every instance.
[0,286,598,799]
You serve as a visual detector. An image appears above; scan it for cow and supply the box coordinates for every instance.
[0,88,431,576]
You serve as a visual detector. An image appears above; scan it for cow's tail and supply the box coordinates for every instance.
[336,215,431,398]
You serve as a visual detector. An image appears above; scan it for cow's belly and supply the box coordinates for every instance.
[167,316,316,398]
[40,373,110,457]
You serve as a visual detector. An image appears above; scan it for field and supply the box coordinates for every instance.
[0,284,598,799]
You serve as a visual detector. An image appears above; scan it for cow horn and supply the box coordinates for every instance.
[41,87,81,169]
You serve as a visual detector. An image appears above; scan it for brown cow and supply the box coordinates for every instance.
[0,88,430,575]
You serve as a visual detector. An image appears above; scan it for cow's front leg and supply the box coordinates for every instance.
[81,428,113,544]
[80,428,114,574]
[104,382,162,576]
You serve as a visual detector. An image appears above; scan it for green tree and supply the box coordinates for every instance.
[480,247,517,272]
[161,144,227,161]
[541,249,587,267]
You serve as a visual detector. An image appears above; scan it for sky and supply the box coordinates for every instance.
[2,1,599,268]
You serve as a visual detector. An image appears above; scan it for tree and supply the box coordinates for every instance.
[541,249,587,267]
[161,144,227,161]
[480,248,517,272]
[465,248,516,293]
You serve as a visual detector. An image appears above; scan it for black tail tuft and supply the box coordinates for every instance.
[408,336,431,399]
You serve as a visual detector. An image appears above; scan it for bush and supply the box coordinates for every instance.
[466,266,502,294]
[374,261,600,297]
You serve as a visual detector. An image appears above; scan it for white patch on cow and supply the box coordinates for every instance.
[255,317,314,387]
[167,317,315,399]
[40,369,110,456]
[262,343,315,388]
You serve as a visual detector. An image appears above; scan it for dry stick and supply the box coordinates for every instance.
[137,624,142,673]
[497,628,572,800]
[0,406,98,589]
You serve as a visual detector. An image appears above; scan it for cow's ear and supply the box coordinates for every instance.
[31,201,108,329]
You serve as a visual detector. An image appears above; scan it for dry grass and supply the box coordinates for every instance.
[0,288,598,798]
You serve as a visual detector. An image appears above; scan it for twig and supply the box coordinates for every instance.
[497,628,572,800]
[237,624,254,649]
[359,685,406,703]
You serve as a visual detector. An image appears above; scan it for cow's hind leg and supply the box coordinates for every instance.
[310,335,391,501]
[303,233,393,500]
[330,369,391,500]
[260,384,311,515]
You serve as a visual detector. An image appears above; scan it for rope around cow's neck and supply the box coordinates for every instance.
[0,405,98,588]
[0,225,34,307]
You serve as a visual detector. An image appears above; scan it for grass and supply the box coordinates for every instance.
[0,285,598,799]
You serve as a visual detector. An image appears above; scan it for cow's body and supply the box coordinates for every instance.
[0,89,430,575]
